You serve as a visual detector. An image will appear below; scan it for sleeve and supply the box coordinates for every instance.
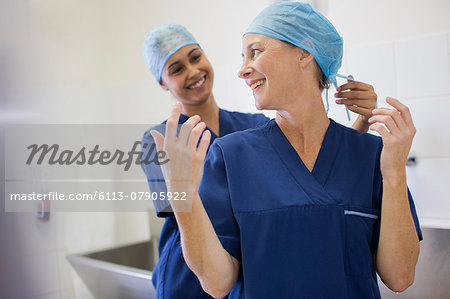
[254,113,270,128]
[199,142,241,262]
[140,126,172,218]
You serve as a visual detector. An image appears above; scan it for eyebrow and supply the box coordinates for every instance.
[167,47,201,69]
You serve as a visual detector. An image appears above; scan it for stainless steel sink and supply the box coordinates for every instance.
[67,240,157,299]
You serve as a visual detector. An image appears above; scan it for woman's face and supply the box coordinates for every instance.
[238,33,309,110]
[160,44,214,105]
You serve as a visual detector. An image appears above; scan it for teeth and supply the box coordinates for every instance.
[188,77,205,89]
[251,80,265,90]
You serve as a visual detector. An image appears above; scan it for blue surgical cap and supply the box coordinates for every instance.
[143,23,198,83]
[244,2,344,88]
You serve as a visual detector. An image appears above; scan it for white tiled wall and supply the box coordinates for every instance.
[394,34,450,99]
[341,33,450,229]
[406,96,450,158]
[407,158,450,227]
[8,212,149,299]
[346,42,398,103]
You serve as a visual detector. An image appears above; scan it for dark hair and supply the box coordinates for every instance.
[318,66,330,91]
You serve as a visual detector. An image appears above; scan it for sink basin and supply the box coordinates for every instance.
[67,240,157,299]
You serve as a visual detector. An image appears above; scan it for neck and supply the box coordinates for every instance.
[274,90,330,172]
[181,93,220,135]
[275,90,330,147]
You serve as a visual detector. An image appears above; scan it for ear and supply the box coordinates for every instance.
[298,49,315,68]
[160,81,169,91]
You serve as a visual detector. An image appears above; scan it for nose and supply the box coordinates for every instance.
[238,61,252,79]
[186,63,201,80]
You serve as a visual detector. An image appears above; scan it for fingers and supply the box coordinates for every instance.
[166,103,182,141]
[371,107,407,132]
[369,114,400,134]
[337,80,374,93]
[149,130,165,152]
[368,97,416,150]
[188,121,207,149]
[335,98,374,109]
[179,115,201,145]
[386,97,416,131]
[369,123,389,139]
[335,90,376,104]
[335,78,377,121]
[197,130,211,159]
[344,105,372,118]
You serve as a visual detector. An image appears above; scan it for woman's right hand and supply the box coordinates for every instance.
[150,103,211,209]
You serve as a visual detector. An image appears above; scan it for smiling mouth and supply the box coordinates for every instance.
[187,76,206,89]
[251,79,265,90]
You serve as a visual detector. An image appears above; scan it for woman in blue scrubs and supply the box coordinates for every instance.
[142,22,381,298]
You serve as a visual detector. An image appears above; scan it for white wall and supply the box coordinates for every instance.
[2,0,450,298]
[327,0,450,48]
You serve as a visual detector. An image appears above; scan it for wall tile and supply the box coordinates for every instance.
[395,34,450,99]
[54,213,94,253]
[22,251,60,297]
[13,213,57,257]
[57,249,74,290]
[114,212,150,245]
[405,96,450,158]
[54,212,118,254]
[448,33,450,77]
[347,42,397,103]
[406,158,450,225]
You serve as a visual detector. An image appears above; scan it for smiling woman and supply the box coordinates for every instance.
[160,45,214,106]
[140,23,271,299]
[141,19,382,299]
[150,2,422,299]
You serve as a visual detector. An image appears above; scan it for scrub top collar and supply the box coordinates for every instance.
[264,118,342,205]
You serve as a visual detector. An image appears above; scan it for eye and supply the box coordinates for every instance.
[252,48,262,56]
[192,54,201,62]
[171,66,183,75]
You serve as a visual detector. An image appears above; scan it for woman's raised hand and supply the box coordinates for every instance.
[368,97,416,178]
[150,103,211,210]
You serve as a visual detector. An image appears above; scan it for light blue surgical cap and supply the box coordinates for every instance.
[244,1,344,88]
[143,23,198,83]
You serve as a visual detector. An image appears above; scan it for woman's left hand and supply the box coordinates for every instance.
[368,97,416,178]
[335,76,377,123]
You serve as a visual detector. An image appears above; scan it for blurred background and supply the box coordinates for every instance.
[1,0,450,298]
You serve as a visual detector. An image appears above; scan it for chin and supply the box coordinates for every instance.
[254,96,272,111]
[254,102,264,110]
[192,95,211,105]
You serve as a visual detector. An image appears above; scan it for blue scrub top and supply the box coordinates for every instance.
[140,109,269,299]
[199,119,422,299]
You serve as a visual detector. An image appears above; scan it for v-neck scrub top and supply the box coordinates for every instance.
[140,109,269,299]
[199,119,422,299]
